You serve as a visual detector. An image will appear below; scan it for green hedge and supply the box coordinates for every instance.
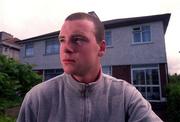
[0,115,15,122]
[166,81,180,122]
[0,55,42,121]
[0,54,42,99]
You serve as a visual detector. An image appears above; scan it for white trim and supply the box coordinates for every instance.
[157,64,162,101]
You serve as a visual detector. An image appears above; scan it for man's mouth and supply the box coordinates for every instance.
[62,59,75,64]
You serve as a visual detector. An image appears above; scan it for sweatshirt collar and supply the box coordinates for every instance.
[65,69,103,93]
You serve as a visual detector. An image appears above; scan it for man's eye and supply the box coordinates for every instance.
[59,38,64,43]
[72,37,85,45]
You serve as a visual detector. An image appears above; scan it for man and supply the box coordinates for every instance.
[17,12,162,122]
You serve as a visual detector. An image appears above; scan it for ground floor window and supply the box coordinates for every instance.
[131,64,161,101]
[102,66,112,76]
[44,69,63,81]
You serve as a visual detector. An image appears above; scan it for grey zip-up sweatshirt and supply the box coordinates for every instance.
[17,73,162,122]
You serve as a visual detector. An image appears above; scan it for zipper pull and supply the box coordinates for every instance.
[80,85,86,97]
[81,84,90,97]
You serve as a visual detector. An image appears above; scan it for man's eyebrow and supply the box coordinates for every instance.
[58,33,87,40]
[71,33,87,38]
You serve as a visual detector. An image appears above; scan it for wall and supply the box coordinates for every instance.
[101,21,167,66]
[20,37,61,70]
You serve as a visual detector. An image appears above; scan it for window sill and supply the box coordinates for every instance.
[24,55,34,58]
[148,99,163,102]
[106,45,113,48]
[43,53,59,56]
[131,41,153,45]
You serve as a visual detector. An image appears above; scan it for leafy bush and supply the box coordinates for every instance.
[0,115,15,122]
[169,73,180,83]
[0,54,42,99]
[0,98,22,112]
[166,75,180,122]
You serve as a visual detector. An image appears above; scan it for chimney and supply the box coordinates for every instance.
[88,11,99,19]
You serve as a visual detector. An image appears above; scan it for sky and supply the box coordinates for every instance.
[0,0,180,74]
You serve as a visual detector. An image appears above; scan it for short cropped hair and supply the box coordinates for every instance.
[65,12,105,43]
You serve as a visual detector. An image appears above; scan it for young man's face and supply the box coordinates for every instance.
[59,19,105,77]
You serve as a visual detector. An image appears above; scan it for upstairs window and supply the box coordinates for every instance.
[25,43,34,57]
[132,25,151,44]
[45,39,59,55]
[105,31,112,46]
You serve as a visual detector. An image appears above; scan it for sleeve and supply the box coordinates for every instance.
[16,91,37,122]
[125,85,163,122]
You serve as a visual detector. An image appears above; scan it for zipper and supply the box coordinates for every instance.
[81,84,90,122]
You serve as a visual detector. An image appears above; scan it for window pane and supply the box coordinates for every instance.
[25,43,34,56]
[26,48,33,56]
[45,69,55,74]
[147,87,160,100]
[46,40,59,54]
[146,69,159,85]
[133,70,145,85]
[133,32,141,43]
[44,69,63,81]
[142,26,151,42]
[102,66,111,75]
[105,31,112,46]
[142,31,151,42]
[152,69,159,84]
[136,87,146,98]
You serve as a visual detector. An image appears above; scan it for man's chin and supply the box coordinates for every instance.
[63,69,76,75]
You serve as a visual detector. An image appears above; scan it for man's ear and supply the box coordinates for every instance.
[98,40,106,57]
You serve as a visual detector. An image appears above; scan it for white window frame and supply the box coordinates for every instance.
[132,25,152,44]
[131,65,162,102]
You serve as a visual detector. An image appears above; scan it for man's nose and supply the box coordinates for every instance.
[61,41,74,54]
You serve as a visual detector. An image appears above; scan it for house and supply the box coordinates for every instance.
[17,13,170,104]
[0,31,20,60]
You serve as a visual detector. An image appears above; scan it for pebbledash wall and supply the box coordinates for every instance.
[17,13,170,104]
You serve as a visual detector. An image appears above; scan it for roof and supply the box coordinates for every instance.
[0,41,20,50]
[0,32,20,50]
[16,31,60,44]
[17,13,171,44]
[103,13,171,32]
